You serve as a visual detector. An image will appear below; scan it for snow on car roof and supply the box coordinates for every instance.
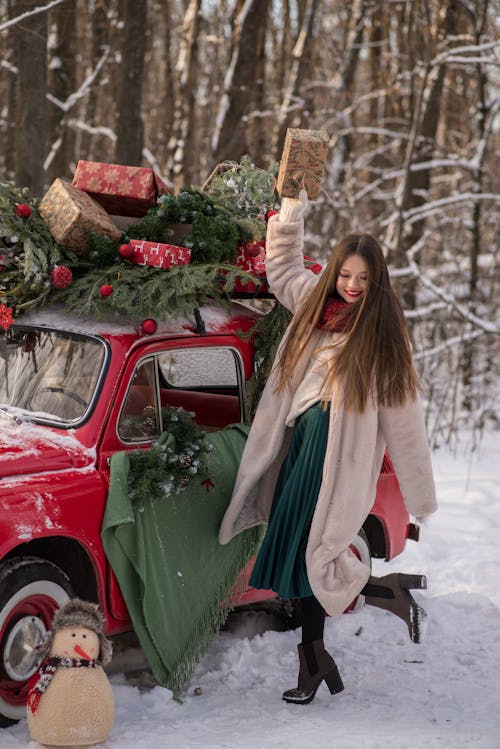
[16,302,260,337]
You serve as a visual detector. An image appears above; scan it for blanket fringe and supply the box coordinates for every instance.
[154,525,262,698]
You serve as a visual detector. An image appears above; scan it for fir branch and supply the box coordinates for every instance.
[128,406,213,501]
[243,301,292,421]
[58,262,264,321]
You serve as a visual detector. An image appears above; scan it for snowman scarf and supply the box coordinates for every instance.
[27,656,100,714]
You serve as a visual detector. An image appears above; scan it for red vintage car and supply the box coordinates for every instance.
[0,301,415,726]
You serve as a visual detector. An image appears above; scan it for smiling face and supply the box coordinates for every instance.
[335,254,368,303]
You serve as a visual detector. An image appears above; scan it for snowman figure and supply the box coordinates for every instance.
[27,598,115,746]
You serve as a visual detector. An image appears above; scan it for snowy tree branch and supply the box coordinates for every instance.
[67,119,116,142]
[46,48,109,113]
[0,0,67,33]
[410,262,500,335]
[414,329,484,360]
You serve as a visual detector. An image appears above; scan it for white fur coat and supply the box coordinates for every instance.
[219,216,437,616]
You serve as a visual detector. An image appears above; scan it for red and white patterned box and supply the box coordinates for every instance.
[128,239,191,269]
[72,160,172,217]
[233,240,268,294]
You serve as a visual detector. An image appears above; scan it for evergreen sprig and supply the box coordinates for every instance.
[58,262,265,321]
[128,405,213,501]
[203,155,277,220]
[0,180,73,312]
[243,301,292,421]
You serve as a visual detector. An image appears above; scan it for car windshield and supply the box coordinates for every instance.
[0,326,106,423]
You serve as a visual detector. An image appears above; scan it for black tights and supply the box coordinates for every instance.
[300,595,325,644]
[301,582,391,644]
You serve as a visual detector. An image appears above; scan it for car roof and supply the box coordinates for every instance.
[16,301,262,338]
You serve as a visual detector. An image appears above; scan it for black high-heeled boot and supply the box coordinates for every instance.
[362,573,428,643]
[282,639,344,705]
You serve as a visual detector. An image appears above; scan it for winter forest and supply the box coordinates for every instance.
[0,0,499,444]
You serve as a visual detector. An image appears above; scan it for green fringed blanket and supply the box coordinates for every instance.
[101,423,262,697]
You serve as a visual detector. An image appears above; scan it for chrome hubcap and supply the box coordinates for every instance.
[4,616,47,681]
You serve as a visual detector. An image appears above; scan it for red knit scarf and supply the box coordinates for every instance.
[317,297,349,331]
[27,656,100,714]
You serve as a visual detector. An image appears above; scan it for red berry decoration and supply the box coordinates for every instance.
[118,243,134,259]
[265,209,278,221]
[141,318,158,335]
[99,284,114,297]
[50,265,73,289]
[0,303,13,332]
[15,203,32,219]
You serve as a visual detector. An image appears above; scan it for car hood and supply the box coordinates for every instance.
[0,421,95,478]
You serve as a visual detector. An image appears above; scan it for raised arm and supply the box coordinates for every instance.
[265,194,319,313]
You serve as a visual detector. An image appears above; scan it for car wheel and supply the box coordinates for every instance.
[345,528,372,612]
[0,557,72,726]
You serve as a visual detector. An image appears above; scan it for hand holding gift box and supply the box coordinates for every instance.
[276,128,329,200]
[73,160,172,218]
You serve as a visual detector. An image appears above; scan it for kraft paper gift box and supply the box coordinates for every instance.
[276,128,330,200]
[127,239,191,269]
[38,179,121,255]
[72,160,172,218]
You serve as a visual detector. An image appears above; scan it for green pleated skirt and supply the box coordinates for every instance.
[249,401,330,599]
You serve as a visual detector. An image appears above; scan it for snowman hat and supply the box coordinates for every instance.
[37,598,113,664]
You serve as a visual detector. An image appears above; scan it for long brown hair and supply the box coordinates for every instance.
[273,233,420,412]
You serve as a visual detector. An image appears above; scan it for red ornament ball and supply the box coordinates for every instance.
[50,265,73,289]
[118,243,134,259]
[265,209,278,221]
[15,203,32,219]
[141,318,158,335]
[245,241,261,258]
[99,284,114,297]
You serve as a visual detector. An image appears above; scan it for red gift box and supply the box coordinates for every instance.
[127,239,191,269]
[230,244,322,296]
[72,160,172,217]
[233,240,268,294]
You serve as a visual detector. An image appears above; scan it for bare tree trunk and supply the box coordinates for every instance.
[2,0,18,179]
[276,0,319,148]
[324,0,366,229]
[45,1,77,181]
[387,0,458,307]
[13,0,48,195]
[461,0,491,406]
[79,0,109,161]
[244,2,268,166]
[169,0,202,191]
[211,0,270,166]
[114,0,147,166]
[146,0,174,177]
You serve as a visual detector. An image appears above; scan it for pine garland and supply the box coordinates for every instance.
[203,155,277,221]
[0,181,73,312]
[244,301,292,421]
[59,262,265,320]
[128,406,213,500]
[123,190,243,264]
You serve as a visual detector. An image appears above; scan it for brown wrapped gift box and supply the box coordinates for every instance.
[276,128,329,200]
[72,160,171,217]
[38,179,121,255]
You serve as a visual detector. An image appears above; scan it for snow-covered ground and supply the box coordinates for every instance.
[4,430,500,749]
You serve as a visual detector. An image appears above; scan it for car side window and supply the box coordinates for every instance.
[118,358,160,442]
[157,347,243,429]
[118,347,244,442]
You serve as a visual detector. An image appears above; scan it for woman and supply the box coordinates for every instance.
[219,191,437,704]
